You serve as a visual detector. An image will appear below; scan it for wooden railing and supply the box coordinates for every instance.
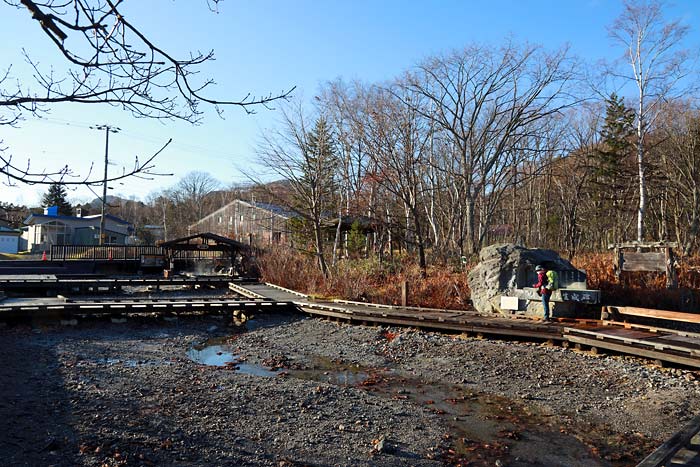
[50,245,163,261]
[49,245,229,261]
[169,250,227,259]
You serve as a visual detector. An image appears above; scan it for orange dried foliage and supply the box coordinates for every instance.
[381,330,398,342]
[258,247,471,309]
[574,252,700,310]
[258,247,700,311]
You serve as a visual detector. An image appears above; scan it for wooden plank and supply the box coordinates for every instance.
[650,335,700,351]
[602,321,700,339]
[566,335,700,369]
[609,241,679,249]
[611,306,700,324]
[565,328,700,356]
[300,306,562,340]
[637,414,700,467]
[622,252,666,272]
[590,327,668,339]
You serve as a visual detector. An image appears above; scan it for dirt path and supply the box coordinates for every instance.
[0,312,697,466]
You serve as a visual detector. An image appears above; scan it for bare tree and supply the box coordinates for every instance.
[608,0,694,241]
[658,103,700,253]
[254,103,338,276]
[404,41,578,254]
[359,85,432,275]
[172,171,221,225]
[1,0,293,185]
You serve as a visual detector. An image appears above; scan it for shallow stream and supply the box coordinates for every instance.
[185,334,625,466]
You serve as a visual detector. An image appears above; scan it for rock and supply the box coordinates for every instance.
[467,243,583,317]
[370,435,386,455]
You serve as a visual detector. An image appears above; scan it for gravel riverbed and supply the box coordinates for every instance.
[0,311,698,467]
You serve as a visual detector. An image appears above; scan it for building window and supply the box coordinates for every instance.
[229,216,233,224]
[218,216,222,224]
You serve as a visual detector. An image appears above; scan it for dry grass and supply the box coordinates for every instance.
[573,252,700,310]
[257,247,471,310]
[258,247,699,312]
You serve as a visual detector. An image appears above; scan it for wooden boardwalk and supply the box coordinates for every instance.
[231,282,700,369]
[0,275,248,293]
[0,289,294,318]
[636,414,700,467]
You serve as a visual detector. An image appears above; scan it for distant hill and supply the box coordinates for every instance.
[88,195,135,209]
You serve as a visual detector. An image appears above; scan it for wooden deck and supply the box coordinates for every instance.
[231,282,700,369]
[0,275,249,292]
[636,414,700,467]
[0,296,294,318]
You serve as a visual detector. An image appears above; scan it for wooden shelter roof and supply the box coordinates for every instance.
[160,232,249,253]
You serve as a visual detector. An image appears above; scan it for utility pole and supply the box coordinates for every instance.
[91,124,120,245]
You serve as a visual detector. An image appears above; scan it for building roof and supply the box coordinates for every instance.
[24,213,132,226]
[249,201,297,219]
[188,198,298,230]
[160,232,249,252]
[0,226,21,235]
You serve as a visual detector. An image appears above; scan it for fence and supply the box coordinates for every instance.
[50,245,163,261]
[169,249,228,259]
[49,245,230,261]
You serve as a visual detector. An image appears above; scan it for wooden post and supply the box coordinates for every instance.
[665,247,678,289]
[401,281,408,308]
[614,247,622,282]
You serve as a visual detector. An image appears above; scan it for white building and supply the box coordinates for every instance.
[0,226,20,254]
[22,207,134,252]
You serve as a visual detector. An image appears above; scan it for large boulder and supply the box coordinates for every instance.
[467,243,583,317]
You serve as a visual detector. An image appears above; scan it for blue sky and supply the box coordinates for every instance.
[2,0,699,207]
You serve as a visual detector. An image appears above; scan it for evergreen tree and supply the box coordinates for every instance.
[296,116,337,275]
[594,93,635,181]
[303,116,337,206]
[41,183,73,216]
[589,93,635,241]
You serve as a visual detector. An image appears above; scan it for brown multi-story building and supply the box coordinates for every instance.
[188,199,293,247]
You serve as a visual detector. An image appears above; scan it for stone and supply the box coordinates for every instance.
[467,243,583,317]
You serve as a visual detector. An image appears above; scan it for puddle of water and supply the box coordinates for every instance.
[291,356,371,386]
[185,332,652,466]
[186,341,371,384]
[187,341,280,377]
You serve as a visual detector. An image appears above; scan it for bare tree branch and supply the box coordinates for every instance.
[0,138,173,185]
[1,0,294,187]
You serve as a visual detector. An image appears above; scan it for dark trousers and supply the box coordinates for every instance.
[541,292,551,320]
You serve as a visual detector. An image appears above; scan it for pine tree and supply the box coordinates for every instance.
[41,183,73,216]
[594,93,635,181]
[303,117,337,204]
[589,93,635,241]
[299,116,338,275]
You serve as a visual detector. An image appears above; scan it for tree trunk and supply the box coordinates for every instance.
[637,93,646,242]
[465,194,476,254]
[313,220,329,277]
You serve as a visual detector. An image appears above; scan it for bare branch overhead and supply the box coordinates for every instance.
[2,0,295,123]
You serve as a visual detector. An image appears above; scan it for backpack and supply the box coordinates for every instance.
[546,270,559,291]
